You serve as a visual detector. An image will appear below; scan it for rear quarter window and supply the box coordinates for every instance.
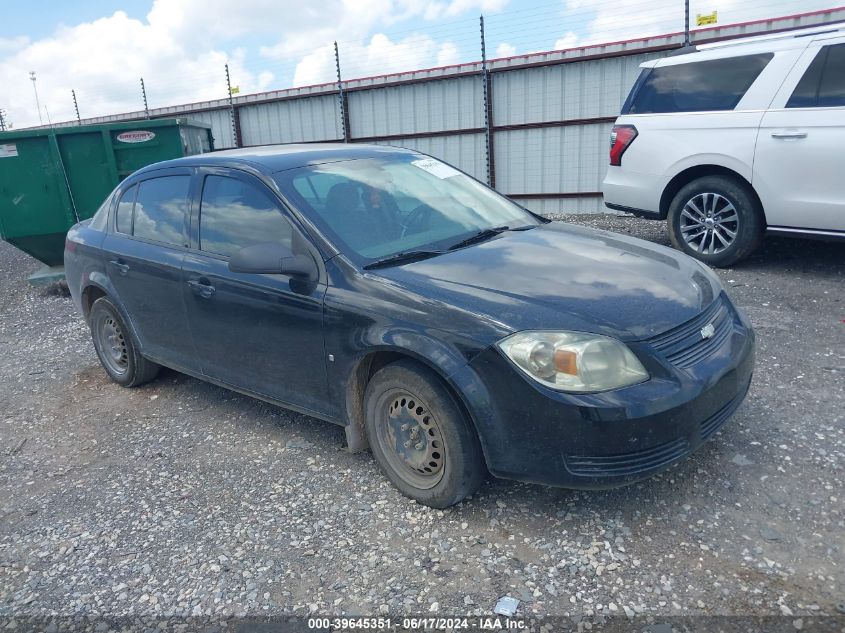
[623,53,774,114]
[114,185,137,234]
[89,192,114,232]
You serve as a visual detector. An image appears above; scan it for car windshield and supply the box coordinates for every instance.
[275,154,540,264]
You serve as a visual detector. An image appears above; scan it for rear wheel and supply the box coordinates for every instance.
[364,360,484,508]
[90,297,160,387]
[668,175,764,267]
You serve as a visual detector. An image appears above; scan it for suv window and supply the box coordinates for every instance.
[787,43,845,108]
[199,175,293,258]
[132,176,190,246]
[114,185,136,234]
[624,53,774,114]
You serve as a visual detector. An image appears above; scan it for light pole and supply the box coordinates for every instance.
[29,71,43,126]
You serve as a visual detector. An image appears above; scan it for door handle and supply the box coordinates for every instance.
[771,131,808,139]
[187,279,216,298]
[108,260,130,275]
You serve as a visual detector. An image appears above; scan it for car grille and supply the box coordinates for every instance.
[564,437,689,477]
[648,295,734,369]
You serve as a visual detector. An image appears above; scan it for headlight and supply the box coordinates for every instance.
[497,331,649,393]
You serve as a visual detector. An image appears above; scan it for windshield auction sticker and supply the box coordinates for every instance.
[411,158,461,179]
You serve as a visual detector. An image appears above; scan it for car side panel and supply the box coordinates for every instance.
[604,111,763,212]
[754,38,845,231]
[65,222,107,315]
[99,233,197,370]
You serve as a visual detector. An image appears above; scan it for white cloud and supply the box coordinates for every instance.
[0,0,507,128]
[553,31,579,50]
[0,36,30,54]
[292,33,463,86]
[0,7,274,128]
[436,42,461,66]
[421,0,508,19]
[557,0,837,48]
[495,42,516,58]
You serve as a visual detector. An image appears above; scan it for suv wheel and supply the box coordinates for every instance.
[668,175,764,267]
[364,360,485,508]
[90,296,160,387]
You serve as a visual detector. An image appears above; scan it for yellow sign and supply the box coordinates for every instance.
[230,86,240,95]
[696,10,718,26]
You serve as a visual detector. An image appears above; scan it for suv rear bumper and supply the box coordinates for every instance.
[602,166,664,218]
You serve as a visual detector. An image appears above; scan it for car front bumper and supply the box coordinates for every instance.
[459,297,755,489]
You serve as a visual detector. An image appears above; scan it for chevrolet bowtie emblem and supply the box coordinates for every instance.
[700,323,716,339]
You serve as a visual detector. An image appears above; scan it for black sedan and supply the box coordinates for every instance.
[65,145,754,508]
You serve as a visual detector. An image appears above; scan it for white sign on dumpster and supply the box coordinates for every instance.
[116,130,155,143]
[0,143,18,158]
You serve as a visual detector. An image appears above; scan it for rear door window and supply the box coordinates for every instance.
[624,53,773,114]
[788,43,845,108]
[132,176,190,246]
[198,175,293,258]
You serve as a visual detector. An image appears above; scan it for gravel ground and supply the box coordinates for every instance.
[0,215,843,629]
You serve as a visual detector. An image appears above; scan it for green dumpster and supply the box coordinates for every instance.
[0,118,213,284]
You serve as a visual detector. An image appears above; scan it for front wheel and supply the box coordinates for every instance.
[364,360,484,508]
[89,296,160,387]
[667,175,764,267]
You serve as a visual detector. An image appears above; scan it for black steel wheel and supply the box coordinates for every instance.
[364,360,484,508]
[376,389,447,490]
[89,297,160,387]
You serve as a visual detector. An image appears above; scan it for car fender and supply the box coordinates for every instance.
[665,153,754,186]
[332,323,496,460]
[79,273,146,354]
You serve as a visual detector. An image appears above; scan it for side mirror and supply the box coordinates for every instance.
[228,242,317,281]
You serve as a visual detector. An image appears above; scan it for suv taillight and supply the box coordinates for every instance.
[609,124,637,166]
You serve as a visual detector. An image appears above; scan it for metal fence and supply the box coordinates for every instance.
[33,7,845,214]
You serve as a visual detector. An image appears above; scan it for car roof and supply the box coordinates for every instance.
[133,143,418,177]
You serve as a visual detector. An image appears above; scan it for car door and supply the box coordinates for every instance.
[100,168,198,370]
[182,168,332,417]
[754,39,845,232]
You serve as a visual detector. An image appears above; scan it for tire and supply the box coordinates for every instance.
[667,175,764,267]
[89,296,160,387]
[364,359,484,508]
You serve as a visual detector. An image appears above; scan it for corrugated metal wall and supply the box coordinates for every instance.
[490,51,664,213]
[46,9,845,215]
[348,76,482,138]
[240,95,343,145]
[187,108,235,149]
[493,53,657,124]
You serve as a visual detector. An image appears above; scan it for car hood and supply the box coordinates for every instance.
[376,222,720,341]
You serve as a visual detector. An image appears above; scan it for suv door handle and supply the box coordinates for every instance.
[771,131,808,139]
[187,279,216,299]
[108,260,130,275]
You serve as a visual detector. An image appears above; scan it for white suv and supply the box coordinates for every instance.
[602,23,845,266]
